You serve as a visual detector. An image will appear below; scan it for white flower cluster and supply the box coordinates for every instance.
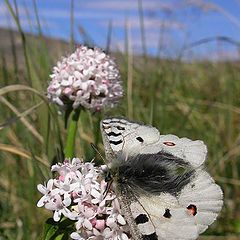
[47,46,123,111]
[37,158,129,240]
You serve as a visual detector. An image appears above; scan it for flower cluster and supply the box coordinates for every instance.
[47,46,123,111]
[37,158,129,240]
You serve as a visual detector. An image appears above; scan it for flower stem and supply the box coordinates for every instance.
[64,108,81,159]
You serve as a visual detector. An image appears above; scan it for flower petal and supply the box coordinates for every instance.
[70,232,81,240]
[117,214,126,225]
[36,196,46,207]
[84,218,93,230]
[53,210,61,222]
[37,184,47,194]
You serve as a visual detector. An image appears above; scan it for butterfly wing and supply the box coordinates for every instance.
[155,135,207,168]
[101,118,207,168]
[178,169,223,233]
[118,168,223,240]
[116,183,157,240]
[101,118,160,159]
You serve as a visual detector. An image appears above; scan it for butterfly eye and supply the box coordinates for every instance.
[187,204,197,216]
[163,141,176,146]
[136,137,144,143]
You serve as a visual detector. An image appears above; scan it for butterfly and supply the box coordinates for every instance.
[100,118,223,240]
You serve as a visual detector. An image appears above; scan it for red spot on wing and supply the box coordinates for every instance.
[187,204,197,216]
[163,141,176,146]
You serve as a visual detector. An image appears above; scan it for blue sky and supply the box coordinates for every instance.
[1,0,240,59]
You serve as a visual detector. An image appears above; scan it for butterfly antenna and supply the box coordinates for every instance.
[90,143,113,199]
[103,179,113,199]
[90,143,106,163]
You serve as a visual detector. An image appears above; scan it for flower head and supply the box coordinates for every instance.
[37,158,130,239]
[47,46,123,111]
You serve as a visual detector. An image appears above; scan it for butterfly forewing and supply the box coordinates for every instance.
[101,118,161,159]
[101,118,130,154]
[101,118,207,167]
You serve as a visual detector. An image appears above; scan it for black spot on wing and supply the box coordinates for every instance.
[136,136,144,143]
[107,131,122,137]
[135,214,149,224]
[163,208,172,218]
[109,139,123,145]
[142,233,158,240]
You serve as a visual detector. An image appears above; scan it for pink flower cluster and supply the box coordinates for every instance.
[37,158,129,240]
[47,46,123,111]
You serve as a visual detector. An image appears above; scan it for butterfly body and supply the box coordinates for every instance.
[100,118,223,240]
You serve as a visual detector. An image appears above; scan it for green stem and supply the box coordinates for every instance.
[64,108,81,159]
[5,0,32,84]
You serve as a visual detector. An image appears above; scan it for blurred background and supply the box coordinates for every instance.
[0,0,240,239]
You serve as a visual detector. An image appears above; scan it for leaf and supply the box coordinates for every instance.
[43,218,76,240]
[43,218,59,240]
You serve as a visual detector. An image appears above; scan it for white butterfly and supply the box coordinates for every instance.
[100,118,223,240]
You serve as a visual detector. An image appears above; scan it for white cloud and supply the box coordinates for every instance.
[83,0,175,12]
[108,17,184,30]
[38,9,119,20]
[109,26,177,55]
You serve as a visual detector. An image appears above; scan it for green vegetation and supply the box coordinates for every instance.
[0,1,240,239]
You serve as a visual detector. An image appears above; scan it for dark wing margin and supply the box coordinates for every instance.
[100,118,129,162]
[100,120,118,163]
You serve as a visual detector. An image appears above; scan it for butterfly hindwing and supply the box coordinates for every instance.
[138,169,223,239]
[118,168,223,240]
[116,183,158,240]
[178,169,223,234]
[137,193,199,240]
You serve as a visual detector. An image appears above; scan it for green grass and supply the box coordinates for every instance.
[1,1,240,239]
